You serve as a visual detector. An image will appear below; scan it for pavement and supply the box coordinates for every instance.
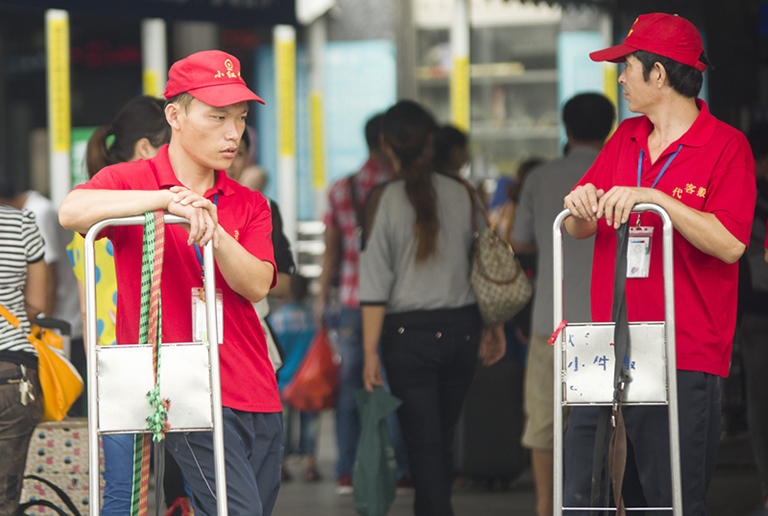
[271,412,766,516]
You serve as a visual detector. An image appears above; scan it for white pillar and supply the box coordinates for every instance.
[450,0,470,132]
[274,25,297,249]
[46,9,70,208]
[309,16,327,220]
[141,18,167,98]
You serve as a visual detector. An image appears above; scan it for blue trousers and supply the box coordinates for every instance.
[166,409,283,516]
[564,370,721,516]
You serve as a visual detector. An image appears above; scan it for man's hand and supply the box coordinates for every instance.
[564,183,605,221]
[479,325,506,366]
[597,186,655,229]
[166,186,219,247]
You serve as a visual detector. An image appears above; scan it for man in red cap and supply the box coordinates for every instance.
[562,13,755,515]
[60,50,283,516]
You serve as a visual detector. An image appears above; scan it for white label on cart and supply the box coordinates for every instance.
[192,288,223,344]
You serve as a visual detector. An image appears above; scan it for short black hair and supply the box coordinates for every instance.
[631,50,708,99]
[365,113,385,152]
[0,172,16,199]
[164,92,195,112]
[433,125,468,170]
[562,93,615,142]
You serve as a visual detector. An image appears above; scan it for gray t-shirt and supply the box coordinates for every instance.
[359,173,481,313]
[512,146,598,336]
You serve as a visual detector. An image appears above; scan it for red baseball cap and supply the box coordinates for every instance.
[590,13,707,72]
[164,50,265,107]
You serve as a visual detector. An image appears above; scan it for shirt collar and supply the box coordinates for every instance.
[630,98,717,155]
[151,144,235,198]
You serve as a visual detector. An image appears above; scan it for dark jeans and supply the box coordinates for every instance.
[166,409,283,516]
[381,306,481,516]
[739,313,768,499]
[0,362,42,516]
[564,370,722,516]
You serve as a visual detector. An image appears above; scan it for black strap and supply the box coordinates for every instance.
[589,223,632,515]
[16,499,72,516]
[18,475,82,516]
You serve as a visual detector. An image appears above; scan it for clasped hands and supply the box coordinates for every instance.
[165,185,220,248]
[564,183,656,229]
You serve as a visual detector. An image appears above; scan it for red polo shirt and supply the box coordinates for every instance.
[75,145,281,412]
[576,100,755,377]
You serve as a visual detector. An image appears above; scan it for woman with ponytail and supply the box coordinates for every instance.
[360,100,506,516]
[66,96,191,516]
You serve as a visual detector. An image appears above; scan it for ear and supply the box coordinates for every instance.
[653,61,667,88]
[134,138,155,160]
[165,103,182,131]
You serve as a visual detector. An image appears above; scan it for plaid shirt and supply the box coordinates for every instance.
[324,158,393,307]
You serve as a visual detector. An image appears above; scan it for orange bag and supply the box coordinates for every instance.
[282,330,340,411]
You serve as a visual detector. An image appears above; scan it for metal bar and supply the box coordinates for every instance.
[84,215,228,516]
[552,209,569,516]
[204,238,228,516]
[552,204,681,516]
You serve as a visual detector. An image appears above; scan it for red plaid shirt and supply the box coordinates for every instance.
[324,158,393,308]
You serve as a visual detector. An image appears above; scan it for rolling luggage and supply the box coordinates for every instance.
[453,354,527,485]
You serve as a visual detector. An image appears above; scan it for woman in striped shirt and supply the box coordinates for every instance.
[0,202,46,516]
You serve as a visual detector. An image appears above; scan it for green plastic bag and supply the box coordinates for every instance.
[352,387,402,516]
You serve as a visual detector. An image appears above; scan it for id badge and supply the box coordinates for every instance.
[627,226,653,278]
[192,287,224,344]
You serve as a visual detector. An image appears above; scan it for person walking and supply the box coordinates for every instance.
[360,100,506,516]
[511,93,615,516]
[563,13,756,514]
[317,113,396,493]
[59,51,283,516]
[0,201,46,516]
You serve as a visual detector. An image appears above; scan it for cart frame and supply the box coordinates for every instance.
[552,204,682,515]
[84,215,228,516]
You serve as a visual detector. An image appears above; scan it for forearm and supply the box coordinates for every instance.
[564,216,598,239]
[318,234,341,303]
[45,263,57,316]
[511,239,537,255]
[59,189,173,233]
[213,225,275,303]
[649,190,745,264]
[362,305,386,358]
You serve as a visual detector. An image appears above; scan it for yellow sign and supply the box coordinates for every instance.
[450,55,470,132]
[143,70,158,98]
[276,37,296,157]
[310,92,326,188]
[47,17,70,153]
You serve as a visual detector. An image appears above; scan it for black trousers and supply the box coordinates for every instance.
[381,306,481,516]
[563,370,722,516]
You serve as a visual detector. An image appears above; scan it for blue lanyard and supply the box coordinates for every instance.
[637,144,683,189]
[193,193,219,280]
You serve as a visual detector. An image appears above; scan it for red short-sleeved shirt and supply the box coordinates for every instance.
[75,145,281,412]
[576,100,755,377]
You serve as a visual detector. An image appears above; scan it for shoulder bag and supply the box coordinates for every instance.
[462,181,533,327]
[0,304,83,422]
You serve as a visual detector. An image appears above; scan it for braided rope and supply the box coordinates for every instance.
[130,211,168,516]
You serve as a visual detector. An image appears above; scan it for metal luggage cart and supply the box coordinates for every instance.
[552,204,682,515]
[83,215,228,516]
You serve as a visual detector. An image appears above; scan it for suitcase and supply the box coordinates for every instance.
[453,355,528,484]
[20,418,104,515]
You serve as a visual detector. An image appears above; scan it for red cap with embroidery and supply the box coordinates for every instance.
[164,50,265,107]
[590,13,707,72]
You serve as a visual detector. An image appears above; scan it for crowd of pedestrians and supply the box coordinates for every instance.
[1,11,768,516]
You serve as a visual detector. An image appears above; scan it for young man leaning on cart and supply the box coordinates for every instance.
[562,13,755,515]
[59,51,283,516]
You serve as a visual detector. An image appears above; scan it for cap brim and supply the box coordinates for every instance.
[187,83,266,107]
[589,43,637,64]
